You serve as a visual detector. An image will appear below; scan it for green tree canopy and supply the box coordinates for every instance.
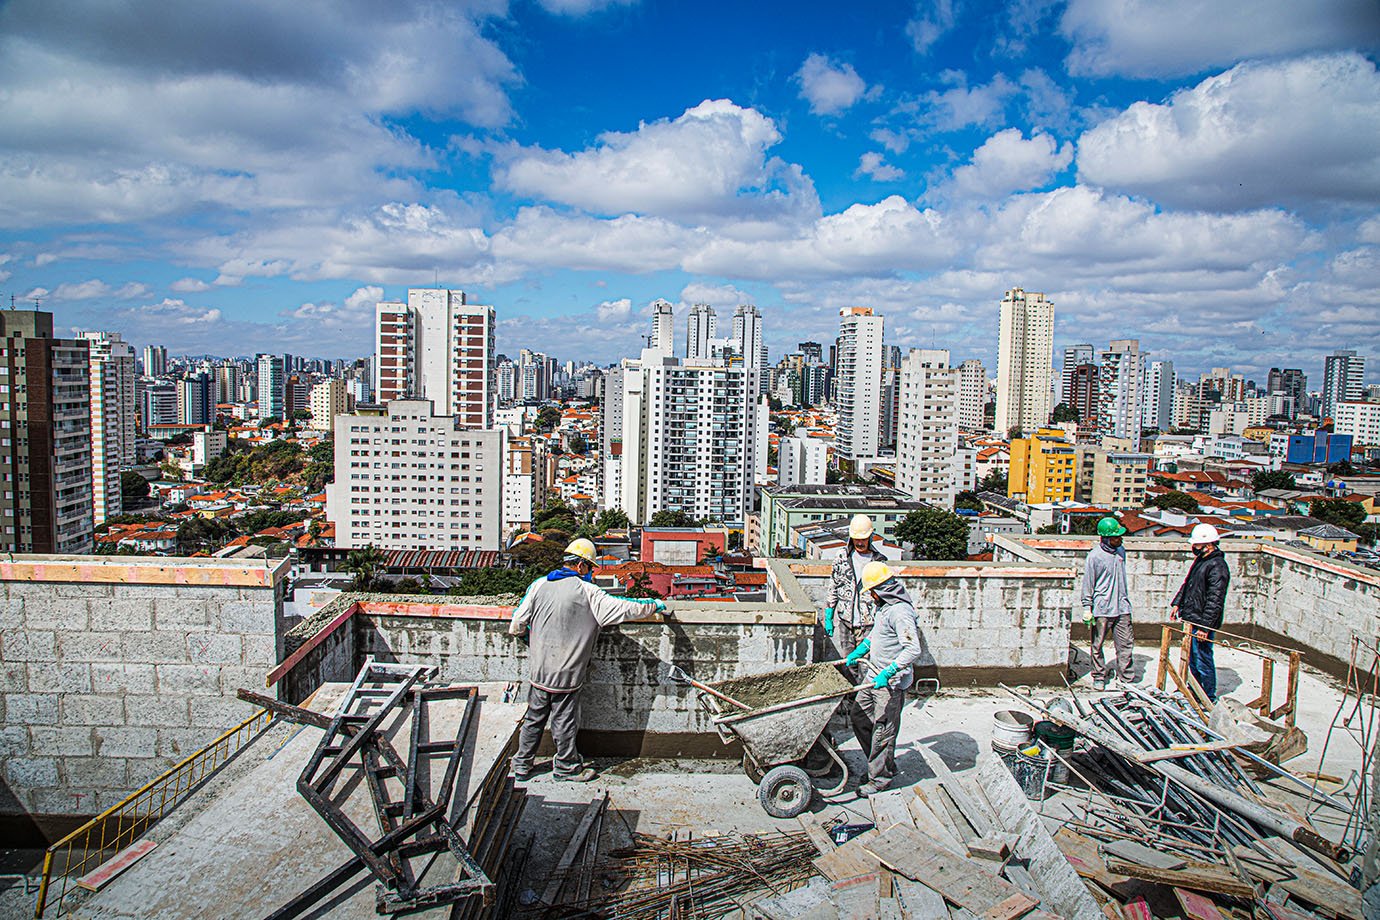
[1252,470,1297,492]
[536,406,561,431]
[448,567,535,597]
[594,508,629,534]
[346,545,387,592]
[532,499,578,534]
[120,471,151,504]
[567,434,587,454]
[176,517,234,554]
[896,507,970,561]
[1050,402,1080,424]
[954,490,983,513]
[977,470,1008,494]
[509,536,567,574]
[1148,491,1200,513]
[1309,498,1366,530]
[649,509,699,528]
[1329,460,1358,477]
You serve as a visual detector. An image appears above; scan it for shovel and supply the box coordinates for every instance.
[665,664,753,711]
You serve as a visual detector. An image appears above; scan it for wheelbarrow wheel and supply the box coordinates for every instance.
[742,751,764,784]
[758,765,813,819]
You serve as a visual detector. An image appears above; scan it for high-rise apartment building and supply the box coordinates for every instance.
[1097,339,1143,449]
[179,372,213,426]
[0,311,94,554]
[502,434,545,533]
[1060,344,1093,407]
[1076,442,1152,510]
[618,352,759,524]
[1266,368,1306,418]
[326,399,502,551]
[1007,428,1076,504]
[733,304,767,391]
[957,359,987,430]
[996,288,1055,435]
[80,332,137,525]
[142,344,167,377]
[1322,350,1366,421]
[212,363,241,406]
[1334,401,1380,445]
[1199,367,1246,405]
[799,341,823,364]
[1068,363,1099,436]
[687,303,716,360]
[374,289,495,428]
[140,380,179,429]
[649,299,675,356]
[1141,360,1174,432]
[777,432,828,487]
[309,379,352,426]
[496,358,517,406]
[256,353,285,420]
[896,349,959,508]
[835,307,884,463]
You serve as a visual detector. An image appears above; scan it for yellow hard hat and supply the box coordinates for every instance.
[848,514,874,540]
[860,560,894,591]
[565,538,596,563]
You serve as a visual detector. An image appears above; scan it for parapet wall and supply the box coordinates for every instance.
[0,556,288,831]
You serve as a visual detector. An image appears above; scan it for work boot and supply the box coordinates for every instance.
[554,767,598,783]
[857,780,888,797]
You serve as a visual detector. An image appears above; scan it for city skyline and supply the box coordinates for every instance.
[0,1,1376,382]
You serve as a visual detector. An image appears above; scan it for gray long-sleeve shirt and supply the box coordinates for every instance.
[861,580,925,690]
[1081,541,1131,618]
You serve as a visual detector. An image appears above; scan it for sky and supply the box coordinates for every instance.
[1,0,1379,386]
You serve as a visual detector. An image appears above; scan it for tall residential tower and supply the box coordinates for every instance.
[995,288,1054,435]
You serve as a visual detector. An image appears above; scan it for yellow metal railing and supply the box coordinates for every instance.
[34,708,274,917]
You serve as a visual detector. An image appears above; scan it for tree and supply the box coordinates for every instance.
[954,490,983,513]
[536,406,561,431]
[308,439,334,464]
[120,471,151,504]
[448,567,535,597]
[1148,491,1200,513]
[1051,402,1080,424]
[176,517,233,554]
[567,434,587,454]
[1354,523,1380,547]
[1252,470,1296,492]
[1329,460,1358,477]
[509,537,566,574]
[345,545,386,592]
[1035,523,1061,535]
[1008,426,1024,441]
[977,470,1008,494]
[622,571,661,598]
[895,507,970,561]
[1066,516,1102,536]
[533,499,578,534]
[649,509,699,528]
[594,508,629,534]
[1309,498,1366,530]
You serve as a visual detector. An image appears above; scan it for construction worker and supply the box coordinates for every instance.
[1082,517,1133,689]
[1171,524,1230,702]
[844,561,924,796]
[822,514,886,664]
[509,538,667,782]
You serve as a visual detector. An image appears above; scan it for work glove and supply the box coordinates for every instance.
[873,663,900,689]
[823,607,835,637]
[1082,610,1094,627]
[653,599,668,616]
[845,638,871,666]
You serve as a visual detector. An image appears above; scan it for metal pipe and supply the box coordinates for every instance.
[1001,685,1351,863]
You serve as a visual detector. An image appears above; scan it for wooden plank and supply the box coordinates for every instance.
[879,896,903,920]
[1053,828,1131,890]
[908,789,967,855]
[895,876,948,919]
[1102,858,1255,899]
[1273,864,1363,920]
[832,870,882,918]
[813,829,883,882]
[1133,740,1245,763]
[974,757,1105,920]
[1121,898,1153,920]
[966,834,1015,861]
[1175,887,1227,920]
[920,747,997,836]
[871,789,918,830]
[797,812,836,854]
[1002,863,1041,901]
[1100,838,1186,870]
[862,824,1038,918]
[537,791,606,907]
[76,839,159,892]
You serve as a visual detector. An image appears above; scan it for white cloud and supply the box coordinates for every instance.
[795,54,869,116]
[905,0,957,53]
[918,72,1015,131]
[595,298,633,322]
[33,252,57,267]
[135,298,222,325]
[534,0,634,13]
[870,128,910,154]
[948,128,1072,199]
[494,207,696,275]
[855,152,905,182]
[170,277,212,293]
[1061,0,1380,78]
[679,282,750,308]
[345,286,384,312]
[1077,54,1380,211]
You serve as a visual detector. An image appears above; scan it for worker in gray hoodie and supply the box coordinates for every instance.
[509,538,667,782]
[1082,517,1133,688]
[843,561,925,796]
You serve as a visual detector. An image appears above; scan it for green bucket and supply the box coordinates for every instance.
[1033,720,1076,751]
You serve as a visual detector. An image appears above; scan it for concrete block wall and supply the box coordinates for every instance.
[1253,548,1380,667]
[0,556,288,826]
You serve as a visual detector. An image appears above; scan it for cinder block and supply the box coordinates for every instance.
[62,756,128,789]
[36,788,96,816]
[90,663,158,695]
[6,630,57,662]
[126,756,179,788]
[24,597,89,631]
[56,632,123,662]
[0,598,23,630]
[156,727,214,759]
[153,597,210,630]
[62,694,125,726]
[6,692,59,725]
[186,634,243,666]
[126,695,190,728]
[0,725,29,758]
[218,665,270,695]
[213,600,273,634]
[190,696,254,728]
[88,598,154,631]
[29,726,95,757]
[6,756,59,788]
[92,726,158,759]
[242,634,277,665]
[155,664,220,695]
[0,664,25,693]
[27,662,92,694]
[122,632,187,664]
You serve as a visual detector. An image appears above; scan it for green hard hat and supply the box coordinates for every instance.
[1097,517,1127,537]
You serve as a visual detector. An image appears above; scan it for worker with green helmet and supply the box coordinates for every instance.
[1081,516,1133,689]
[843,560,925,796]
[508,537,667,782]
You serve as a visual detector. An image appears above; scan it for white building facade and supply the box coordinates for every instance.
[835,307,884,463]
[81,332,137,524]
[957,358,986,431]
[1141,359,1174,432]
[1098,339,1144,449]
[374,289,495,428]
[777,433,828,487]
[995,288,1055,435]
[895,348,959,509]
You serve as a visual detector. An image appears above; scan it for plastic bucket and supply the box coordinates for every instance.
[1012,751,1050,801]
[991,738,1019,771]
[1034,720,1077,751]
[992,710,1035,748]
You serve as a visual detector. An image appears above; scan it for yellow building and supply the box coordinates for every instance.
[1008,428,1077,504]
[1298,524,1359,554]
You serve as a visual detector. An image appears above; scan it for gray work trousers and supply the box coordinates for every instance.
[849,683,908,787]
[820,618,868,670]
[513,684,583,777]
[1090,613,1134,681]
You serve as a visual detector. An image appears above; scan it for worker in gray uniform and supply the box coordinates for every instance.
[509,538,667,782]
[844,561,925,796]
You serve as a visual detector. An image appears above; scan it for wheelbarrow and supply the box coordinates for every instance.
[668,661,866,819]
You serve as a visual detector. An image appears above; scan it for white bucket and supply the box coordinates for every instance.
[992,710,1035,748]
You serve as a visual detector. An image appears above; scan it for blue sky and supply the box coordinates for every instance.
[1,0,1378,385]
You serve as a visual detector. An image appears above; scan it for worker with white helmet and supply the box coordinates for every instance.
[842,561,925,796]
[1170,524,1231,701]
[822,513,887,664]
[509,537,667,782]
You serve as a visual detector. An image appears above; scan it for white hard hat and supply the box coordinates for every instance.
[1189,523,1220,545]
[565,538,596,563]
[848,514,874,540]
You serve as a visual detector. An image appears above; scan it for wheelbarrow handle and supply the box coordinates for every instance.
[665,666,753,711]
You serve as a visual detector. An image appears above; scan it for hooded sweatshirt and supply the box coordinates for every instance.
[1081,540,1131,618]
[861,579,925,690]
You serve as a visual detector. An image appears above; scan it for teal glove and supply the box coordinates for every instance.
[845,638,871,666]
[873,663,900,689]
[1082,610,1095,627]
[653,599,668,615]
[823,607,835,637]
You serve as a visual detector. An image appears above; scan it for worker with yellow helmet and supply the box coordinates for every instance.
[508,537,667,782]
[821,514,888,664]
[842,560,925,796]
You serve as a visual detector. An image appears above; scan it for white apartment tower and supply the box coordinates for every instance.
[649,299,675,356]
[1322,350,1366,421]
[733,304,767,390]
[256,353,285,420]
[142,344,167,377]
[1098,339,1144,450]
[896,349,960,508]
[1141,360,1174,432]
[957,359,987,431]
[374,289,495,428]
[777,432,828,486]
[1060,344,1094,407]
[835,307,885,462]
[686,303,717,360]
[309,379,352,426]
[995,288,1054,435]
[326,400,502,551]
[80,332,137,525]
